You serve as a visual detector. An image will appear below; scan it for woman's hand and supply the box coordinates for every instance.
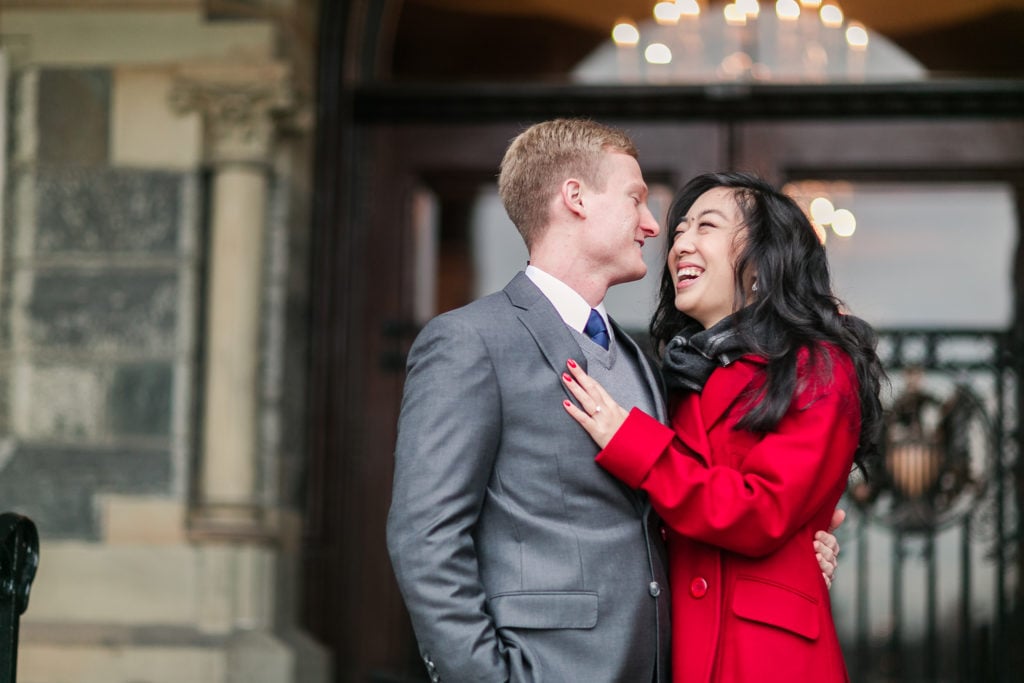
[561,359,630,449]
[815,508,845,589]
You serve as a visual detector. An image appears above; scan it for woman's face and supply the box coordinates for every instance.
[667,187,748,329]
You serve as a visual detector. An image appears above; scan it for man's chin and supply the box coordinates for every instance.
[630,264,649,282]
[611,267,647,286]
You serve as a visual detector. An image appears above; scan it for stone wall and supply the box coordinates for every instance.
[2,67,191,541]
[0,5,325,682]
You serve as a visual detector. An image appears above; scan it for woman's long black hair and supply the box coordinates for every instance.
[649,172,884,474]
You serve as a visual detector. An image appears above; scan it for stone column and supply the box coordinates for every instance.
[170,63,291,540]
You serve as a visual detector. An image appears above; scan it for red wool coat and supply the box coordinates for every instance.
[597,345,858,683]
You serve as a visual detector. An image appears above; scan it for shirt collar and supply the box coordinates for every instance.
[525,265,610,335]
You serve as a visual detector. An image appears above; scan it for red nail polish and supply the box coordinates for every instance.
[562,373,573,383]
[563,400,572,408]
[567,359,578,369]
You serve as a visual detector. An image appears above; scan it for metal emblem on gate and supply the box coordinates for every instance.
[850,368,995,532]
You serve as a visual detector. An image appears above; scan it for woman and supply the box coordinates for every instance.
[560,172,883,682]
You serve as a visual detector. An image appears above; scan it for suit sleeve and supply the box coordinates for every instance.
[386,313,509,682]
[596,355,859,558]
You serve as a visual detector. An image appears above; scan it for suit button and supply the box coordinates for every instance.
[649,581,662,597]
[690,577,708,598]
[660,525,668,541]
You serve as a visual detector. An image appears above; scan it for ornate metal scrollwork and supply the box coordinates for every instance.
[851,368,995,532]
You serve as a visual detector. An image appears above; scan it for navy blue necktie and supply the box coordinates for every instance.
[585,309,610,350]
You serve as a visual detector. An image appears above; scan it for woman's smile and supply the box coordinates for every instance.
[675,264,705,289]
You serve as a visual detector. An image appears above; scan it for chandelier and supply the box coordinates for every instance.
[592,0,908,84]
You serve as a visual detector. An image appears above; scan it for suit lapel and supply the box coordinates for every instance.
[504,273,669,426]
[505,272,588,375]
[505,273,649,512]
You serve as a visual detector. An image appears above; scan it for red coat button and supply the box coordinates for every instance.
[690,577,708,598]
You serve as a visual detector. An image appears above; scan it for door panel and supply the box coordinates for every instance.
[307,113,1024,682]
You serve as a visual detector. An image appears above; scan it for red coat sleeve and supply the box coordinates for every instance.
[597,349,860,558]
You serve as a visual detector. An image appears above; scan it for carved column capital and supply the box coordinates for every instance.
[170,62,292,165]
[170,62,291,543]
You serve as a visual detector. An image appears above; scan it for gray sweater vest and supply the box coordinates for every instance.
[572,327,658,419]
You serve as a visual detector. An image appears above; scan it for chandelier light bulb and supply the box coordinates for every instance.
[809,196,836,224]
[737,0,761,18]
[654,1,681,24]
[677,0,701,18]
[846,22,869,49]
[776,0,800,21]
[831,208,856,237]
[720,50,754,76]
[612,20,641,46]
[645,42,673,64]
[820,3,844,28]
[724,3,748,25]
[799,0,823,7]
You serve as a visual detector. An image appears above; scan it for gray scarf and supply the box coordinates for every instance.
[661,314,750,393]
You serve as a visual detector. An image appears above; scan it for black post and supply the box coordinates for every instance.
[0,513,39,683]
[854,513,869,681]
[890,530,904,679]
[924,532,937,683]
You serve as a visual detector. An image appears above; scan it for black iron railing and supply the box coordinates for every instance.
[0,513,39,683]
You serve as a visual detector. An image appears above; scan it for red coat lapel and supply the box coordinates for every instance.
[700,355,768,432]
[669,355,768,465]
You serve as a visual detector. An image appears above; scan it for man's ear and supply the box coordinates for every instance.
[561,178,586,219]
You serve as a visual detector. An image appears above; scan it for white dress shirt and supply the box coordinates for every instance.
[525,265,613,343]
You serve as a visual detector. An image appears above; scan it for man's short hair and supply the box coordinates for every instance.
[498,118,638,248]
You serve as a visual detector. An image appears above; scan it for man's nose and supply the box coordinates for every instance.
[640,205,660,237]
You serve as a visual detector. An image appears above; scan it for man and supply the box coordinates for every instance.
[386,119,839,682]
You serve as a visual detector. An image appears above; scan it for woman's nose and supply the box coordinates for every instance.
[673,232,695,254]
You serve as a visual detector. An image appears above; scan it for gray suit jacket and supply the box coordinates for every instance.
[387,272,670,682]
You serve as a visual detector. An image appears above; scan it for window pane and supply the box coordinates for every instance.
[786,181,1015,328]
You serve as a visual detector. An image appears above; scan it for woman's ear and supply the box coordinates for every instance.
[740,265,759,296]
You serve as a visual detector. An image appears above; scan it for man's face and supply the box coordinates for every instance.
[582,152,661,287]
